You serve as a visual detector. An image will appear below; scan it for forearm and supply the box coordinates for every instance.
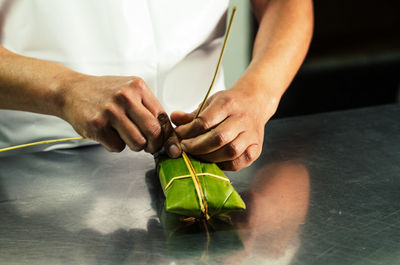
[246,0,313,108]
[0,46,80,117]
[0,46,178,154]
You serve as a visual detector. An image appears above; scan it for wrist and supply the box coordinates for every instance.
[52,70,87,120]
[231,70,282,123]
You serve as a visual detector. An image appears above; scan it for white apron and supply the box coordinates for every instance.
[0,0,228,150]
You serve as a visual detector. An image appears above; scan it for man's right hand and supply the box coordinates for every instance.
[60,74,179,155]
[0,46,181,156]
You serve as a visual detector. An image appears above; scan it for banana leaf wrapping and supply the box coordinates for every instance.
[156,153,246,218]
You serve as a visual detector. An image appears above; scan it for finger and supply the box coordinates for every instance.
[196,131,251,163]
[158,113,181,158]
[98,127,126,153]
[217,144,261,171]
[111,113,147,152]
[119,80,164,153]
[180,117,242,155]
[123,102,162,154]
[86,115,126,152]
[175,102,229,139]
[132,78,165,117]
[170,110,195,126]
[130,107,162,154]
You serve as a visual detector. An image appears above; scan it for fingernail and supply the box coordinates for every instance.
[168,144,180,158]
[157,113,168,124]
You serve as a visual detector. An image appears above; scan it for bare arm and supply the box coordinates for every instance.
[171,0,314,170]
[0,46,74,116]
[248,0,314,106]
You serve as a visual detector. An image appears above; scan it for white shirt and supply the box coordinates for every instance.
[0,0,228,150]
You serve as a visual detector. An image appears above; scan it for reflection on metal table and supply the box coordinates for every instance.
[1,104,399,265]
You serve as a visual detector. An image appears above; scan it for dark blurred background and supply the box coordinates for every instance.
[275,0,400,118]
[225,1,400,118]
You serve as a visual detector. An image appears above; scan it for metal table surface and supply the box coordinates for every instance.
[1,104,399,265]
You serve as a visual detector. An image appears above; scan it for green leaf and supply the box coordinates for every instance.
[156,154,246,218]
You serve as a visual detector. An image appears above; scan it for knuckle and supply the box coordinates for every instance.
[126,131,147,152]
[145,122,162,140]
[226,142,241,159]
[133,138,147,151]
[89,115,107,131]
[222,95,236,109]
[104,103,119,117]
[196,116,211,131]
[115,87,136,107]
[213,130,228,147]
[133,77,145,86]
[115,87,130,102]
[243,149,253,163]
[243,146,260,164]
[130,77,147,93]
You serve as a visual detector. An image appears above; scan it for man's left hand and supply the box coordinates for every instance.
[170,75,279,171]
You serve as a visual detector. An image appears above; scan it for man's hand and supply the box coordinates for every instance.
[0,46,181,156]
[169,0,313,171]
[60,75,179,155]
[170,74,279,171]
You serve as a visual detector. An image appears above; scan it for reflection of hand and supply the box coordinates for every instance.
[170,75,278,171]
[227,161,310,264]
[61,75,175,154]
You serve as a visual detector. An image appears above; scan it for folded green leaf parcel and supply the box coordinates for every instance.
[156,152,246,219]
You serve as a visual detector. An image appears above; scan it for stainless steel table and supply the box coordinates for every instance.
[1,104,399,265]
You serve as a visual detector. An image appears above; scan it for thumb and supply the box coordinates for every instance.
[158,113,182,158]
[170,110,196,127]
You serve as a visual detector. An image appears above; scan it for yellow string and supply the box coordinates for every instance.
[0,7,237,156]
[182,151,210,219]
[0,137,85,153]
[195,6,237,118]
[174,6,237,221]
[165,173,230,191]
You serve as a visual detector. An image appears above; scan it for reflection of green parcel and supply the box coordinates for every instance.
[159,208,244,260]
[156,153,246,218]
